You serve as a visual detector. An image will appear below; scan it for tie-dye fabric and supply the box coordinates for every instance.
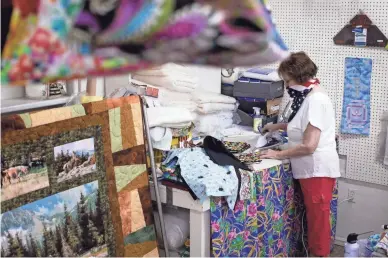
[210,164,338,257]
[1,0,288,85]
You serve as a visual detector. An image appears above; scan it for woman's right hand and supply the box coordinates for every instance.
[263,123,280,133]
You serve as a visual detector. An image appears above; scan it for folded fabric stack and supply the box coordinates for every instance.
[147,107,196,129]
[134,63,198,130]
[132,63,198,93]
[191,92,237,136]
[194,112,234,137]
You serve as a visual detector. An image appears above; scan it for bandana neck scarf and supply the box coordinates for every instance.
[287,79,320,122]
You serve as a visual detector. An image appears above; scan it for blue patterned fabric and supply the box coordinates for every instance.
[340,57,372,135]
[163,148,239,209]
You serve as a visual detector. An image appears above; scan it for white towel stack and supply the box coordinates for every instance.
[132,63,198,93]
[132,63,198,128]
[191,92,237,136]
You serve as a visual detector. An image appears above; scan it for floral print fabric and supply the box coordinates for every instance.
[239,170,252,200]
[210,164,338,257]
[223,141,251,154]
[1,0,288,85]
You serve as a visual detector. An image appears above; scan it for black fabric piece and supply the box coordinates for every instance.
[230,17,264,32]
[203,136,251,171]
[81,0,117,31]
[287,87,313,122]
[1,5,13,54]
[174,0,196,10]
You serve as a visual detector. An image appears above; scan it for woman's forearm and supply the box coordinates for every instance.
[277,144,314,159]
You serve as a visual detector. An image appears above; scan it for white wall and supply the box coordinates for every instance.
[336,179,388,242]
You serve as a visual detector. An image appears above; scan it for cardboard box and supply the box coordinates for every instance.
[237,97,282,116]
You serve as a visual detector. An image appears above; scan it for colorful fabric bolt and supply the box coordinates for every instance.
[1,0,288,85]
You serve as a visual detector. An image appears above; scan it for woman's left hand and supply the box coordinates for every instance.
[260,149,281,159]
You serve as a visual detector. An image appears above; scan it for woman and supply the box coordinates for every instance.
[261,52,340,257]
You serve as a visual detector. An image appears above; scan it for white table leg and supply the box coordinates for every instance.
[190,209,211,257]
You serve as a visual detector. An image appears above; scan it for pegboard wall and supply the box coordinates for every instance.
[268,0,388,186]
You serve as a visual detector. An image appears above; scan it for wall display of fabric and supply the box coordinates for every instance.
[1,0,288,85]
[210,164,338,257]
[333,13,388,48]
[340,57,372,135]
[1,97,159,257]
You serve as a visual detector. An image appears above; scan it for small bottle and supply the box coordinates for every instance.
[345,233,360,257]
[252,107,264,133]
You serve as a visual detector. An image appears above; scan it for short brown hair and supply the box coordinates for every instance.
[278,52,318,84]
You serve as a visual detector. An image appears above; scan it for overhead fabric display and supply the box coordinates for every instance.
[1,97,159,257]
[1,0,288,85]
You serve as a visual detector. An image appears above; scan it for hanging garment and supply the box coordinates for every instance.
[163,148,239,210]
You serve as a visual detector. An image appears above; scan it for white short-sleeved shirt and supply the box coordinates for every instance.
[287,88,341,179]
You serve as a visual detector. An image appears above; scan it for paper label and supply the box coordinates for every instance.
[354,27,367,47]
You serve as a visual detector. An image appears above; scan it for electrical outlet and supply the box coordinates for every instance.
[347,189,356,202]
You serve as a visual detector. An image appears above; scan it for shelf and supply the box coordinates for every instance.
[1,96,71,114]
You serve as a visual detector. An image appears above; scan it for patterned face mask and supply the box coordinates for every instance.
[287,79,320,122]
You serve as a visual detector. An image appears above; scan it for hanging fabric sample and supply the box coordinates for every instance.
[340,57,372,135]
[1,0,289,85]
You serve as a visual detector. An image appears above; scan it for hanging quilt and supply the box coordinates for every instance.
[340,57,372,135]
[1,97,159,257]
[1,0,288,85]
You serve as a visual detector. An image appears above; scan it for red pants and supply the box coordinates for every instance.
[299,177,335,257]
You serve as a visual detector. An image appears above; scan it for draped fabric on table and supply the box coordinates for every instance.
[210,163,338,257]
